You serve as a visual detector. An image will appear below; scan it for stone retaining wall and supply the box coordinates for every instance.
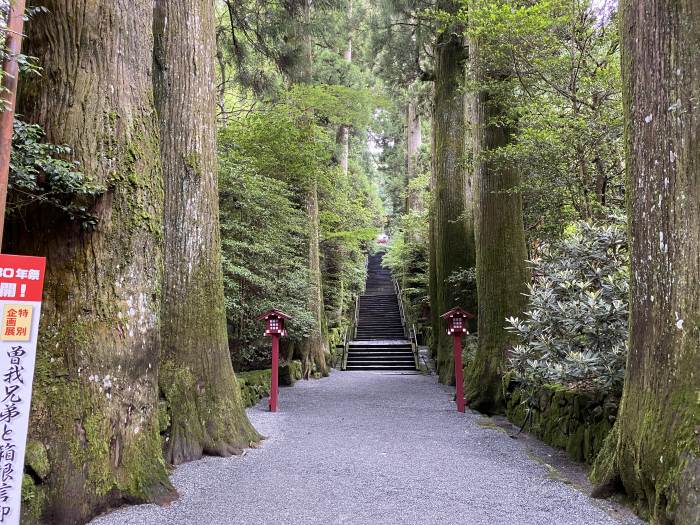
[237,360,302,408]
[506,384,619,464]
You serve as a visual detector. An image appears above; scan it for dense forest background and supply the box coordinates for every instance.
[0,0,697,524]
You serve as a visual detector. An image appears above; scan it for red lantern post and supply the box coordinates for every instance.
[257,309,291,412]
[441,307,475,412]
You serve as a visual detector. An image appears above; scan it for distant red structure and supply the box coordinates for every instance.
[441,307,475,413]
[257,309,291,412]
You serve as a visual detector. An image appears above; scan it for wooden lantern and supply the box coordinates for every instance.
[257,309,291,337]
[440,306,475,336]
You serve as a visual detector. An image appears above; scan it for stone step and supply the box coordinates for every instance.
[347,358,415,364]
[356,331,405,335]
[348,349,414,355]
[345,364,417,371]
[347,361,415,367]
[347,351,414,357]
[356,328,404,332]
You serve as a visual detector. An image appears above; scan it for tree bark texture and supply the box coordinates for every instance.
[428,113,439,361]
[283,0,314,86]
[10,2,174,522]
[406,100,423,212]
[465,37,529,413]
[431,6,476,385]
[153,0,260,466]
[303,176,329,378]
[336,0,353,176]
[591,3,700,522]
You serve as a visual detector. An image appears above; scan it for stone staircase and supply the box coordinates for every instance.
[345,253,416,371]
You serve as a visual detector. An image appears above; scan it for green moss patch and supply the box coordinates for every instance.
[506,383,618,464]
[237,360,303,407]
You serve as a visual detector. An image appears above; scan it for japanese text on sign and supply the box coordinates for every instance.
[0,255,45,525]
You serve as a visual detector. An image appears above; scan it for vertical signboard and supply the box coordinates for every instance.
[0,255,45,524]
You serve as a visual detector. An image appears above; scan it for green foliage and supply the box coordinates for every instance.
[9,120,104,227]
[219,107,319,351]
[287,84,376,129]
[463,0,624,242]
[219,87,382,365]
[507,219,629,395]
[383,197,430,328]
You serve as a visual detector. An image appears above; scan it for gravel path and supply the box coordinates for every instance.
[91,372,635,525]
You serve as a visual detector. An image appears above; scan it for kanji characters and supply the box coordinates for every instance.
[1,367,21,385]
[1,386,19,405]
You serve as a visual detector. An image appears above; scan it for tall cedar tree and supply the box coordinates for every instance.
[153,0,260,465]
[464,30,529,413]
[430,0,476,385]
[591,2,699,522]
[336,0,353,176]
[285,0,329,378]
[405,100,422,212]
[10,2,174,522]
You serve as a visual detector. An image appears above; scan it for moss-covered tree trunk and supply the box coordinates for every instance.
[285,0,328,378]
[303,175,329,378]
[428,137,439,361]
[464,36,529,414]
[430,2,475,385]
[9,2,174,522]
[153,0,260,466]
[591,3,699,522]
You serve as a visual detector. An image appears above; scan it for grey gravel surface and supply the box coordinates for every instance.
[90,372,635,525]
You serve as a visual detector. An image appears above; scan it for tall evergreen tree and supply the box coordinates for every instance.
[430,0,475,385]
[336,0,354,176]
[464,10,529,412]
[285,0,330,378]
[153,0,260,465]
[592,2,700,522]
[405,99,422,212]
[10,2,173,522]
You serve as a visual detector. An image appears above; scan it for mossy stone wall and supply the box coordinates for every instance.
[237,361,302,408]
[506,384,618,464]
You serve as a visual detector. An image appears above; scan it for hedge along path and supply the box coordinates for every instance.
[90,373,641,525]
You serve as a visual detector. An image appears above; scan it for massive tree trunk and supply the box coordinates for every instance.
[405,99,422,212]
[153,0,260,466]
[464,36,529,413]
[591,3,700,523]
[428,118,439,361]
[9,2,174,522]
[430,2,475,385]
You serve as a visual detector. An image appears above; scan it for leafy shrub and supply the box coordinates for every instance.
[507,219,628,395]
[9,120,103,226]
[383,204,430,328]
[219,111,318,351]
